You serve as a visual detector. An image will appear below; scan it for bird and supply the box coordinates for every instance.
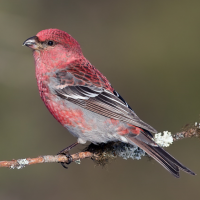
[23,28,195,177]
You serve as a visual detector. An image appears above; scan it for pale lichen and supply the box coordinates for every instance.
[154,131,173,147]
[10,159,29,169]
[114,143,145,160]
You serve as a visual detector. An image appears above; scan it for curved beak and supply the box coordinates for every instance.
[23,36,39,49]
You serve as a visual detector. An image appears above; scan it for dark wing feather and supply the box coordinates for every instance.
[127,133,196,177]
[54,84,157,133]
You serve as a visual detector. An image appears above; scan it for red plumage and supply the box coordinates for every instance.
[23,29,195,177]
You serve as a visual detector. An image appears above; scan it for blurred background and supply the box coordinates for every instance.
[0,0,200,199]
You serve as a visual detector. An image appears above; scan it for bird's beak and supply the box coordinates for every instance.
[23,36,39,50]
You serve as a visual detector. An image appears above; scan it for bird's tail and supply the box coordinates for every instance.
[126,132,196,178]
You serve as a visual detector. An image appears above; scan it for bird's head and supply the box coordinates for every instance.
[23,29,83,60]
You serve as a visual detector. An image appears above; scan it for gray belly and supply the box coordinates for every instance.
[63,100,129,144]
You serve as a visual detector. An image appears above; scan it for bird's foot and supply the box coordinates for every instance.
[57,142,79,169]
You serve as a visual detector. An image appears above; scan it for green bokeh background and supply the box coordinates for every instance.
[0,0,200,200]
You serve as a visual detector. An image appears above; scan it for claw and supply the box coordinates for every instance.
[60,153,73,169]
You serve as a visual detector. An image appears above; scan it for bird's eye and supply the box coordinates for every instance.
[47,41,54,46]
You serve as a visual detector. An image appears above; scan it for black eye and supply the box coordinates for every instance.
[47,41,54,46]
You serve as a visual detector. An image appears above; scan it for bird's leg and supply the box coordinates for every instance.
[57,142,79,169]
[58,142,79,155]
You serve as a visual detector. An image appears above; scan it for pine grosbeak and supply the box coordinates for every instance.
[23,29,195,177]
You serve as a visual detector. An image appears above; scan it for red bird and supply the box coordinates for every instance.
[23,29,195,177]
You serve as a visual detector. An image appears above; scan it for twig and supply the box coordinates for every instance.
[0,152,96,169]
[173,123,200,141]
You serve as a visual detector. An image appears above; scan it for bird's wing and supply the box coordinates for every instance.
[52,65,196,178]
[51,63,157,134]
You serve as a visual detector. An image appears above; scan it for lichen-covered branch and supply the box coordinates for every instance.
[0,152,96,169]
[173,122,200,141]
[0,122,199,169]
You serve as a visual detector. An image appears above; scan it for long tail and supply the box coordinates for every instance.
[126,132,196,178]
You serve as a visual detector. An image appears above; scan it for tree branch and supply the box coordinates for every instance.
[0,122,199,169]
[0,152,97,169]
